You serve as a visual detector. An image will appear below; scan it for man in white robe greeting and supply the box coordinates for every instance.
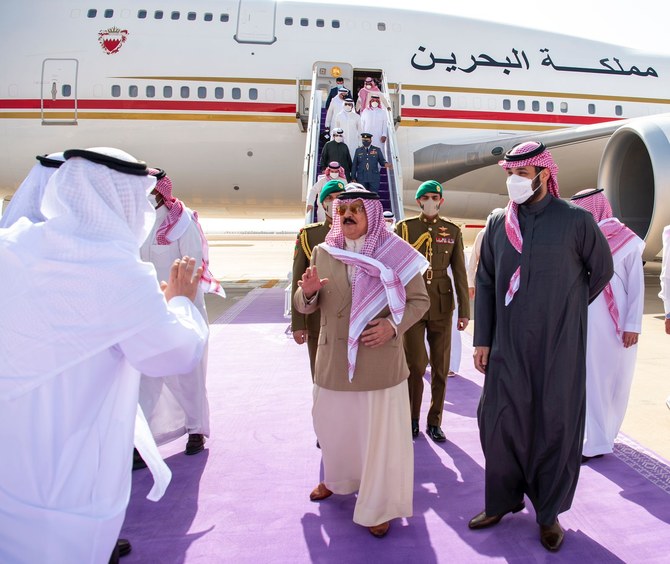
[0,148,208,564]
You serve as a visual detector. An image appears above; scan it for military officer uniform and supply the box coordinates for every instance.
[351,133,387,193]
[291,220,332,378]
[290,179,345,379]
[395,181,470,441]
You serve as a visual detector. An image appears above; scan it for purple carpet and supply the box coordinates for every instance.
[121,287,670,563]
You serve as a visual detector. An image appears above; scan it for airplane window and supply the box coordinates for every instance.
[155,10,163,20]
[171,12,180,21]
[232,88,242,100]
[427,95,436,107]
[517,100,525,111]
[62,84,72,97]
[198,87,207,99]
[138,10,147,19]
[377,23,386,31]
[316,19,325,28]
[332,20,340,28]
[285,17,293,26]
[188,12,196,21]
[146,85,155,98]
[249,88,258,100]
[532,101,540,112]
[87,9,97,18]
[104,9,113,18]
[412,94,420,106]
[300,18,309,27]
[163,86,172,98]
[560,102,568,113]
[615,105,623,116]
[129,85,138,98]
[588,103,596,115]
[443,96,451,108]
[546,101,554,112]
[221,14,229,22]
[503,99,511,110]
[111,85,121,98]
[215,87,224,99]
[181,86,190,98]
[204,13,213,22]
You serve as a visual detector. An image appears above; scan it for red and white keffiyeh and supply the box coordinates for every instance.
[572,189,638,333]
[150,169,225,298]
[500,142,560,306]
[323,188,428,381]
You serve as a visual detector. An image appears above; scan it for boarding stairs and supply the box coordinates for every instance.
[299,68,404,225]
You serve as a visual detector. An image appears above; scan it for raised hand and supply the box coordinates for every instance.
[162,256,203,303]
[298,266,329,299]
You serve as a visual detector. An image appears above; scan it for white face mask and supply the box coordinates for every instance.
[344,105,353,112]
[506,172,542,204]
[329,172,339,179]
[365,84,372,89]
[334,136,343,143]
[385,220,395,232]
[371,102,379,108]
[419,199,441,217]
[323,200,334,217]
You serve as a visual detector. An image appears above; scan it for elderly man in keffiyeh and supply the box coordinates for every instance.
[294,185,429,538]
[138,168,224,458]
[471,142,613,552]
[571,189,645,462]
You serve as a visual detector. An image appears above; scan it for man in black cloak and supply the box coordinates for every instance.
[470,141,613,552]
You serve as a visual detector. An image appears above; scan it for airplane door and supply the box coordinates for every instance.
[41,58,78,125]
[235,0,276,45]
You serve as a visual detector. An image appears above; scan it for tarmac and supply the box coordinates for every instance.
[204,232,670,462]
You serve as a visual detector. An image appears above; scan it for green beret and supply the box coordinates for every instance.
[319,179,346,203]
[415,180,443,199]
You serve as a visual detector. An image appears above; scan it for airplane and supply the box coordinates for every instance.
[1,0,670,258]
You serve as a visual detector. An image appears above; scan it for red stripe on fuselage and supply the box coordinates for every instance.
[0,99,296,113]
[402,108,620,126]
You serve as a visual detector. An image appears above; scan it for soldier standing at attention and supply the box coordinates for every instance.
[395,180,470,442]
[291,179,346,378]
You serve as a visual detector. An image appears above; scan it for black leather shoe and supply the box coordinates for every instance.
[540,520,564,551]
[411,419,420,438]
[468,501,526,529]
[117,539,132,558]
[581,454,604,464]
[185,433,205,455]
[426,425,446,443]
[132,448,147,470]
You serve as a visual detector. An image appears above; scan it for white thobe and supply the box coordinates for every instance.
[447,266,462,373]
[0,297,207,564]
[467,228,485,290]
[139,206,211,444]
[334,110,362,159]
[306,176,329,223]
[360,109,388,157]
[583,232,645,457]
[658,225,670,313]
[325,96,346,130]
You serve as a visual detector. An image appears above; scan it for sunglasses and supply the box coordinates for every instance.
[337,202,365,215]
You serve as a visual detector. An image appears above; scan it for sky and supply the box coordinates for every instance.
[290,0,670,55]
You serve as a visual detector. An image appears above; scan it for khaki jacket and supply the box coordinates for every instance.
[294,245,430,392]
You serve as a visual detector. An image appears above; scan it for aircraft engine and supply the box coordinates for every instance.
[599,117,670,260]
